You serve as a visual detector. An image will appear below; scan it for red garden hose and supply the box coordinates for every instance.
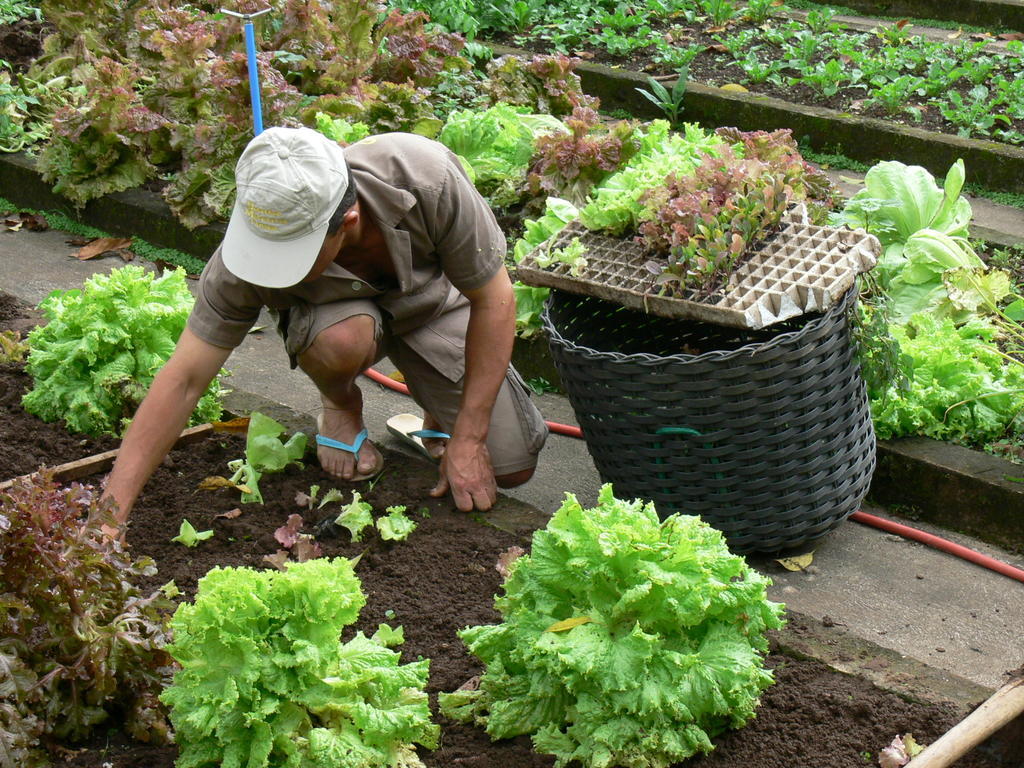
[361,367,1024,584]
[849,511,1024,584]
[362,366,584,438]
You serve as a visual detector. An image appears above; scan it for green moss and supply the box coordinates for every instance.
[0,195,207,273]
[796,142,874,173]
[962,184,1024,211]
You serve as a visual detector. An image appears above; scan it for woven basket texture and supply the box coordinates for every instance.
[543,287,876,554]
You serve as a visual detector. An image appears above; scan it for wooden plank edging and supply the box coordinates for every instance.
[0,423,214,493]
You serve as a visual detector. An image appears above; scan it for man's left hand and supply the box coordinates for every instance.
[430,436,497,511]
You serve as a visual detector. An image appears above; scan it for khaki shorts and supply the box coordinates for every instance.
[275,296,548,475]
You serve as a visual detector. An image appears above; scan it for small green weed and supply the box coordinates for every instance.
[635,67,688,125]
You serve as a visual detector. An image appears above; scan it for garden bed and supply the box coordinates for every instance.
[0,294,1014,768]
[1,405,1009,768]
[0,292,119,479]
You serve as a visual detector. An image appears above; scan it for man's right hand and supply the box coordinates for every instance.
[99,522,124,544]
[101,327,231,533]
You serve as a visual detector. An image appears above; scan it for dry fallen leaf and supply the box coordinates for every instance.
[998,32,1024,41]
[197,477,252,495]
[197,476,240,491]
[947,28,962,40]
[23,213,48,231]
[457,675,480,692]
[263,550,290,571]
[213,417,251,434]
[74,237,133,261]
[4,212,48,232]
[776,552,815,571]
[215,507,243,520]
[292,537,323,562]
[546,616,594,633]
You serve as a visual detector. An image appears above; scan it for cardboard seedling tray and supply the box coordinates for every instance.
[517,207,880,329]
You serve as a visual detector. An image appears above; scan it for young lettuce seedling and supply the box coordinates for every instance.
[227,412,308,504]
[376,506,417,541]
[331,491,375,542]
[171,519,213,547]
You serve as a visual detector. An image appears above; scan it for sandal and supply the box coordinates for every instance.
[315,416,384,481]
[386,413,450,462]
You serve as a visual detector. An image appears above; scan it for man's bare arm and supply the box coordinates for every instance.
[102,327,232,527]
[431,268,516,511]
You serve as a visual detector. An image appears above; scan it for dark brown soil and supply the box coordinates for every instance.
[0,293,120,478]
[0,18,50,74]
[27,429,1002,768]
[0,292,1006,768]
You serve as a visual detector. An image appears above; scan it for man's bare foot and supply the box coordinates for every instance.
[317,407,384,481]
[420,411,449,460]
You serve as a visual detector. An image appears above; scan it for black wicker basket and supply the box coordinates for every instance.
[543,287,876,554]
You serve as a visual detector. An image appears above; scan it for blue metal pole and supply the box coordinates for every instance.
[243,20,263,136]
[222,8,272,138]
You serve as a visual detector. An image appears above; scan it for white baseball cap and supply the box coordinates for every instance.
[222,126,350,288]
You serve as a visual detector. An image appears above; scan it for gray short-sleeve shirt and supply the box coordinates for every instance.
[187,132,507,350]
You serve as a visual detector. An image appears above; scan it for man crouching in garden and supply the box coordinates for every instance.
[101,126,548,538]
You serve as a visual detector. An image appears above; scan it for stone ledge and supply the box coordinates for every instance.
[870,437,1024,553]
[0,151,226,258]
[810,0,1024,33]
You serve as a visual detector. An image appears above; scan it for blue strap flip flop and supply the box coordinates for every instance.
[316,427,369,455]
[386,413,450,461]
[315,427,384,481]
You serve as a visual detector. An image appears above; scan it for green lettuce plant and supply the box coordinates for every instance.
[0,472,175,768]
[314,112,371,144]
[440,484,785,768]
[161,558,439,768]
[227,412,308,505]
[578,121,727,235]
[870,312,1024,442]
[36,57,167,207]
[329,490,375,542]
[439,103,564,207]
[22,265,224,436]
[831,159,972,280]
[171,519,214,547]
[512,196,580,264]
[376,506,416,541]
